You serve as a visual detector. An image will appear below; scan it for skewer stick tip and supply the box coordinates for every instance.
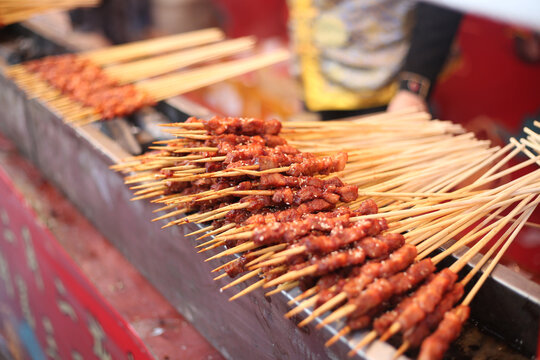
[316,304,355,329]
[325,326,350,347]
[284,295,319,319]
[392,341,409,360]
[228,279,265,301]
[213,273,228,281]
[380,322,401,342]
[263,264,316,288]
[347,330,378,357]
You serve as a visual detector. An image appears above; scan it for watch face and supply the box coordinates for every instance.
[408,79,421,93]
[399,72,430,99]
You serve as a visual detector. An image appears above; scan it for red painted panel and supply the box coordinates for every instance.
[433,15,540,136]
[0,166,153,359]
[212,0,289,39]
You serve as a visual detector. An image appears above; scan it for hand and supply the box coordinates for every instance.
[387,90,428,113]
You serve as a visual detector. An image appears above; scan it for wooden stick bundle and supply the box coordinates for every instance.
[6,29,288,125]
[104,37,256,84]
[113,114,539,360]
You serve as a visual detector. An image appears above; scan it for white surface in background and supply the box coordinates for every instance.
[423,0,540,31]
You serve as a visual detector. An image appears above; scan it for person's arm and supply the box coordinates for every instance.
[388,2,463,112]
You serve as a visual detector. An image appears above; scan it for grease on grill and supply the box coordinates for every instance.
[444,322,529,360]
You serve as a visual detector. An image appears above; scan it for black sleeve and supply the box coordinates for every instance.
[400,2,463,97]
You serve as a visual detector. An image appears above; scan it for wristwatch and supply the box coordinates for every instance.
[397,72,431,99]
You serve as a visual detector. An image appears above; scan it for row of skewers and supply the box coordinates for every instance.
[113,112,540,359]
[4,28,289,125]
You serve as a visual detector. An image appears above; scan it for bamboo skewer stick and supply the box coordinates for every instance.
[139,49,291,100]
[225,266,287,299]
[186,225,214,237]
[220,269,261,291]
[194,224,235,241]
[196,224,245,243]
[229,280,265,301]
[326,326,353,347]
[265,281,299,296]
[287,286,319,306]
[298,292,348,328]
[105,37,256,84]
[83,28,225,65]
[285,295,320,319]
[212,258,241,274]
